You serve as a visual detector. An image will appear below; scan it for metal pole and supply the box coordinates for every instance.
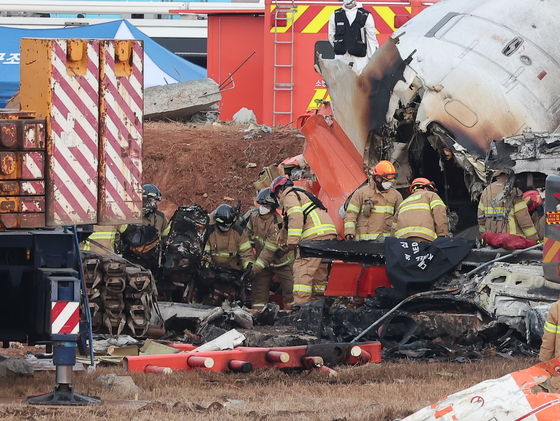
[465,242,543,278]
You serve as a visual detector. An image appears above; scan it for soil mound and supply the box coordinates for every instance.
[143,122,303,218]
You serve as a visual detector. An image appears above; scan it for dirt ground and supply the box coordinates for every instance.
[143,122,303,219]
[0,357,535,420]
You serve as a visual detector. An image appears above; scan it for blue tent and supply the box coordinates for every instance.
[0,20,206,106]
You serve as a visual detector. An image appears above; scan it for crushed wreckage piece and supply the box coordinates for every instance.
[473,262,560,336]
[402,357,560,421]
[122,342,382,373]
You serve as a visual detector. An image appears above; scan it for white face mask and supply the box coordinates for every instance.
[381,181,393,190]
[343,0,356,7]
[258,206,271,215]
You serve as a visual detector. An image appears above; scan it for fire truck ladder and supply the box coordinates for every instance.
[272,0,296,126]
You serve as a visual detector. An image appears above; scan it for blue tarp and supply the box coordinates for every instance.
[0,20,206,106]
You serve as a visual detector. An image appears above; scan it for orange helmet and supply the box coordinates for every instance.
[371,160,397,181]
[409,177,436,193]
[523,190,542,212]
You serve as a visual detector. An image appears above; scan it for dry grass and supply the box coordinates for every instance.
[0,358,535,420]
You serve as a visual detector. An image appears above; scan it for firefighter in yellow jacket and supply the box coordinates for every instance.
[344,160,403,241]
[477,169,538,241]
[204,204,254,271]
[247,188,294,310]
[539,300,560,361]
[270,176,337,305]
[395,178,449,242]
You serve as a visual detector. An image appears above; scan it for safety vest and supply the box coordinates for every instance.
[333,7,369,57]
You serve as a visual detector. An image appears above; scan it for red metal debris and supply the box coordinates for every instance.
[123,342,382,374]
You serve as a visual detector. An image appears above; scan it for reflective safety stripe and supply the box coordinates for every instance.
[252,303,266,309]
[347,203,360,213]
[271,254,295,267]
[479,206,506,215]
[356,233,382,240]
[395,226,437,240]
[162,224,171,237]
[255,258,266,269]
[429,199,445,210]
[400,193,421,206]
[288,228,303,237]
[293,284,313,293]
[243,260,252,269]
[81,242,91,251]
[399,203,430,213]
[313,285,326,293]
[264,241,277,251]
[302,223,337,239]
[522,226,537,237]
[514,201,528,213]
[89,232,115,240]
[212,251,234,257]
[239,241,252,252]
[544,321,560,334]
[287,206,303,215]
[344,221,356,229]
[372,205,394,214]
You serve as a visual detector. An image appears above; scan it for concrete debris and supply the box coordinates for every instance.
[144,79,221,121]
[23,354,84,372]
[92,335,139,354]
[189,108,220,125]
[232,107,257,124]
[0,356,34,377]
[243,123,273,140]
[96,374,141,399]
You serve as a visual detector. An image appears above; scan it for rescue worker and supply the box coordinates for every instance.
[523,190,545,241]
[270,176,337,306]
[247,188,294,311]
[202,204,254,304]
[395,178,448,242]
[117,184,169,271]
[81,225,117,255]
[344,160,403,241]
[204,204,254,271]
[477,169,538,241]
[539,299,560,361]
[327,0,378,74]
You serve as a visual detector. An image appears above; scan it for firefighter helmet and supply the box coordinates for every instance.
[371,160,397,181]
[409,177,436,193]
[270,176,293,196]
[214,204,236,230]
[256,188,278,208]
[143,184,162,201]
[523,190,542,213]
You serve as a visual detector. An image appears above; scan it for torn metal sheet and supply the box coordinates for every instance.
[315,0,560,228]
[472,263,560,335]
[402,358,560,420]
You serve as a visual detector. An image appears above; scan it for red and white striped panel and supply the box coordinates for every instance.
[47,39,99,226]
[21,152,44,180]
[51,301,80,335]
[98,40,143,224]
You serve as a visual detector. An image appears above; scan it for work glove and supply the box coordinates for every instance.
[345,234,355,240]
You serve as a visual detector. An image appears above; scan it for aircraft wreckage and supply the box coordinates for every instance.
[314,0,560,230]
